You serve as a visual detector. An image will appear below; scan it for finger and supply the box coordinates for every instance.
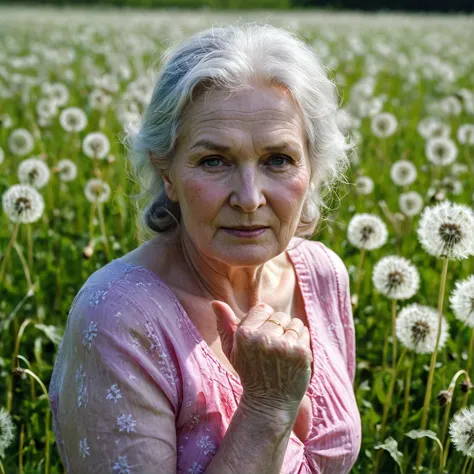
[239,302,275,333]
[283,318,304,340]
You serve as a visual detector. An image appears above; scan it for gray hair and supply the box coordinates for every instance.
[128,22,353,243]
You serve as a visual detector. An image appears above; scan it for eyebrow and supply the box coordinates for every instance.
[189,139,300,153]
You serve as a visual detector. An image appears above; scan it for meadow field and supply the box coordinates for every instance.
[0,6,473,473]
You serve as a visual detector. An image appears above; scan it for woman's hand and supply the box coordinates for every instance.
[211,300,313,419]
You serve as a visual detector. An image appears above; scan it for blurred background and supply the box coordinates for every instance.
[0,0,473,12]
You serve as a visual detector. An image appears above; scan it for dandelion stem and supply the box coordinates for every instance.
[440,370,470,470]
[467,328,474,378]
[402,355,414,428]
[97,202,111,260]
[89,200,97,243]
[461,456,472,474]
[19,423,25,474]
[373,345,407,474]
[14,368,51,474]
[415,256,450,474]
[382,326,389,370]
[0,222,20,285]
[353,247,366,309]
[13,242,32,289]
[7,318,34,413]
[0,460,5,474]
[26,223,33,271]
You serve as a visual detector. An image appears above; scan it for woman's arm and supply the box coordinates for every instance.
[49,287,179,473]
[204,396,298,474]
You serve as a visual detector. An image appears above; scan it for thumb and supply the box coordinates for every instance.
[210,300,240,362]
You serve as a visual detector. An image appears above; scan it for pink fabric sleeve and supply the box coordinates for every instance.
[49,285,181,473]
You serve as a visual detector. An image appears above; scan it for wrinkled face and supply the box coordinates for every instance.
[160,84,311,265]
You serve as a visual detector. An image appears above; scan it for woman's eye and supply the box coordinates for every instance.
[199,155,293,169]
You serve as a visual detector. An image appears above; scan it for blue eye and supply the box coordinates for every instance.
[199,155,293,169]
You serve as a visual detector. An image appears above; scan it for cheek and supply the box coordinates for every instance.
[182,179,223,222]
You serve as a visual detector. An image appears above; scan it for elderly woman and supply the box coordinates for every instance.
[48,23,361,474]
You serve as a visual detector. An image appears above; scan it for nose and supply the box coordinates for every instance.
[228,165,266,212]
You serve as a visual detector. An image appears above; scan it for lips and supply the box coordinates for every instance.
[224,227,268,230]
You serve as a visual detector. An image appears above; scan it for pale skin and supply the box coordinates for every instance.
[123,82,314,444]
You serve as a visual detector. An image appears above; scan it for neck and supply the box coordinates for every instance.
[174,231,288,321]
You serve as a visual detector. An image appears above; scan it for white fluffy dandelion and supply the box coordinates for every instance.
[0,407,15,458]
[82,132,110,160]
[390,160,417,186]
[372,255,420,300]
[370,112,398,138]
[84,179,111,203]
[8,128,34,156]
[449,275,474,328]
[347,213,388,250]
[36,98,58,119]
[457,124,474,145]
[426,137,458,167]
[441,176,463,196]
[55,159,78,182]
[417,201,474,260]
[59,107,87,133]
[399,191,424,217]
[18,158,50,189]
[355,176,374,195]
[2,184,45,224]
[449,406,474,458]
[396,303,449,354]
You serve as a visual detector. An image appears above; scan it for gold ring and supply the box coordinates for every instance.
[284,328,299,338]
[267,319,285,334]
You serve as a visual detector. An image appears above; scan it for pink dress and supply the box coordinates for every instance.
[48,237,362,473]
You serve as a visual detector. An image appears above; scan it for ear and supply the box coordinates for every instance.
[149,152,178,202]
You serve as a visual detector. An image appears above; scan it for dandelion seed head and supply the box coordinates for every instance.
[426,137,458,167]
[457,124,474,145]
[396,303,449,354]
[390,160,417,186]
[417,201,474,260]
[84,179,111,203]
[450,406,474,458]
[82,132,110,160]
[370,112,398,138]
[56,159,78,182]
[372,255,420,300]
[347,213,388,250]
[450,275,474,328]
[399,191,424,217]
[2,184,45,224]
[8,128,34,156]
[355,176,374,195]
[59,107,87,133]
[18,158,50,189]
[0,407,16,459]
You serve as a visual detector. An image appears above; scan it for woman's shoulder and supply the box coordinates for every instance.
[66,259,181,336]
[295,237,349,285]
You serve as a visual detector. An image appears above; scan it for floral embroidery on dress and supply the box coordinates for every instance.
[116,414,137,433]
[82,321,98,350]
[197,435,216,456]
[75,364,88,408]
[88,289,109,307]
[144,319,178,385]
[112,455,131,474]
[106,384,123,404]
[79,438,90,458]
[187,461,204,474]
[188,414,200,430]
